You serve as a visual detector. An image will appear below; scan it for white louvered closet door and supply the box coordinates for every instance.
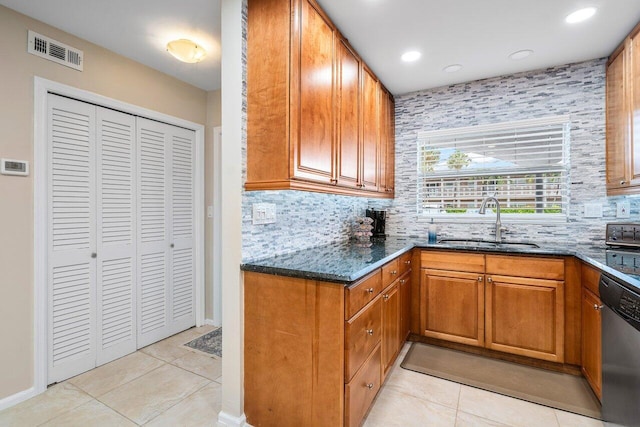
[47,94,97,383]
[169,127,196,333]
[136,118,196,347]
[96,107,137,365]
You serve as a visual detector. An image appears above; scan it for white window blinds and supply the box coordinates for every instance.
[417,117,570,219]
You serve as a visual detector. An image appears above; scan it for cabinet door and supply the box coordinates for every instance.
[630,33,640,186]
[378,89,395,195]
[399,272,411,344]
[582,288,602,400]
[606,47,629,191]
[420,269,485,347]
[336,38,360,188]
[291,0,335,184]
[486,275,565,362]
[382,283,400,376]
[361,66,379,191]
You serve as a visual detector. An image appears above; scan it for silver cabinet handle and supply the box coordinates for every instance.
[405,260,411,265]
[399,279,406,284]
[383,294,389,301]
[478,276,483,282]
[391,270,398,275]
[366,383,374,389]
[366,329,374,336]
[366,287,375,294]
[621,180,627,185]
[487,277,493,283]
[594,304,603,311]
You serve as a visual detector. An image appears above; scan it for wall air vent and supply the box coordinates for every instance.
[27,30,83,71]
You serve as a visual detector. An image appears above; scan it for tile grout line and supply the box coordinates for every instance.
[140,379,214,426]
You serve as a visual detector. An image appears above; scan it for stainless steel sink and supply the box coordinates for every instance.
[436,239,540,249]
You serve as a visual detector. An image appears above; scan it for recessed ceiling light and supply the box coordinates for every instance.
[565,7,597,24]
[401,51,421,63]
[443,64,463,73]
[509,49,534,60]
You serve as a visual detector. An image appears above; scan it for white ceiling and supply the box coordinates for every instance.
[0,0,221,91]
[1,0,640,95]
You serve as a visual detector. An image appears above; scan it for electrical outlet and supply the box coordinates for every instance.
[584,203,602,218]
[617,201,631,218]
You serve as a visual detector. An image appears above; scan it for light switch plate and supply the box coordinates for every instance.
[252,203,276,225]
[617,201,631,218]
[584,203,603,218]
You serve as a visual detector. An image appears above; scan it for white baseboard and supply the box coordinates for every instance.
[217,411,248,427]
[205,318,220,327]
[0,386,39,411]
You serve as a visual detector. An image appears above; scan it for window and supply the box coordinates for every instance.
[417,117,570,220]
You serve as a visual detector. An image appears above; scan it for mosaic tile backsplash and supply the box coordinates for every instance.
[369,58,638,248]
[241,24,634,260]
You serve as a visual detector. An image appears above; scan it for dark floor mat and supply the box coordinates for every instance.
[401,342,601,420]
[184,328,222,357]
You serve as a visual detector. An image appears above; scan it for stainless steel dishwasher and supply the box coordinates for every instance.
[600,274,640,427]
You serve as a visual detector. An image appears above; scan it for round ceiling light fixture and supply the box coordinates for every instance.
[509,49,534,60]
[565,7,597,24]
[166,39,207,63]
[401,50,421,63]
[443,64,463,73]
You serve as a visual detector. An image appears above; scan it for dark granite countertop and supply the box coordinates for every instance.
[240,236,640,292]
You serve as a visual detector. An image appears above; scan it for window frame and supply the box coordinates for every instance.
[416,116,571,223]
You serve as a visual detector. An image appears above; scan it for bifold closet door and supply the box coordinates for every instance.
[95,107,137,365]
[137,118,196,348]
[48,96,138,382]
[47,94,97,383]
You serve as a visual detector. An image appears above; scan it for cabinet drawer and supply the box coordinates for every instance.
[381,258,400,287]
[346,270,382,319]
[345,297,382,381]
[421,251,485,273]
[399,251,413,275]
[581,263,601,296]
[345,344,381,427]
[486,255,564,280]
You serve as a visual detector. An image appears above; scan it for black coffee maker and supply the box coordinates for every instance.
[366,209,386,240]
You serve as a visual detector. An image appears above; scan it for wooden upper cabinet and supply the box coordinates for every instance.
[246,0,394,198]
[293,0,335,183]
[606,46,629,191]
[336,39,361,189]
[361,66,379,191]
[606,22,640,195]
[378,87,395,195]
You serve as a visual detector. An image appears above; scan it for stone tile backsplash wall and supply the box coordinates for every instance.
[369,58,637,247]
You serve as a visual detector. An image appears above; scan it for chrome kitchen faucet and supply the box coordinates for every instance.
[479,196,503,243]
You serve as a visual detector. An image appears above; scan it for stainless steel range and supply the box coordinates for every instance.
[605,223,640,279]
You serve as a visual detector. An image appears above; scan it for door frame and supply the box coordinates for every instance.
[212,126,222,326]
[33,77,206,394]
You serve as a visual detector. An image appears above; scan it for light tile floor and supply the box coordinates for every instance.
[0,335,604,427]
[0,325,221,426]
[363,343,605,427]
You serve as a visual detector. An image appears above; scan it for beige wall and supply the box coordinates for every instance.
[205,90,222,320]
[0,5,209,400]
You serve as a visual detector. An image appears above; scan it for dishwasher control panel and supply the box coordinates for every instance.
[620,292,640,323]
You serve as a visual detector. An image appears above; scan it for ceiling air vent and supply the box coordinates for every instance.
[27,30,83,71]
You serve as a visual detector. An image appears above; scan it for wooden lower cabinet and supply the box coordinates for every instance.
[399,271,411,343]
[421,269,485,347]
[345,345,381,427]
[485,275,565,362]
[245,251,412,427]
[582,288,602,399]
[381,282,400,377]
